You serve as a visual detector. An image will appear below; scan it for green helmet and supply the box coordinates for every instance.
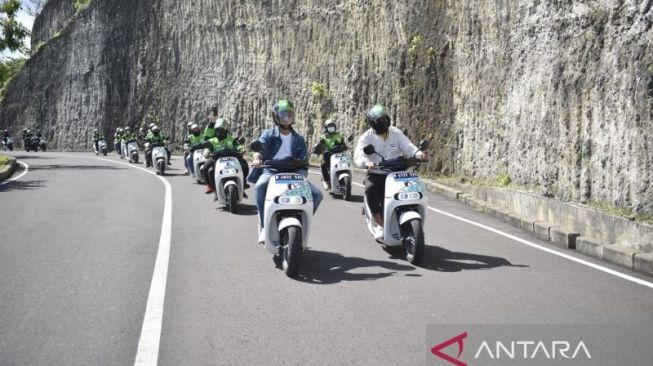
[272,99,295,127]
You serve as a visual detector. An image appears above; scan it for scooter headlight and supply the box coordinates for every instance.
[220,168,238,175]
[275,195,306,205]
[396,192,422,201]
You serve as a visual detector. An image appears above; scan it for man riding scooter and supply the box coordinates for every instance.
[353,104,427,239]
[316,118,347,190]
[145,125,171,168]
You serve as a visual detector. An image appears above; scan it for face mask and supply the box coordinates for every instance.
[216,129,227,139]
[327,126,336,133]
[192,131,200,136]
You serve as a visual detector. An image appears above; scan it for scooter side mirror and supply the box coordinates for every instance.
[347,135,355,142]
[418,140,429,151]
[237,137,246,145]
[250,140,263,152]
[363,144,376,155]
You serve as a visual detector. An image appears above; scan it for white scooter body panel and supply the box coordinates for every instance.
[327,152,353,194]
[214,156,244,204]
[263,173,313,255]
[193,150,207,182]
[364,171,427,246]
[97,139,107,153]
[126,141,139,162]
[152,146,167,165]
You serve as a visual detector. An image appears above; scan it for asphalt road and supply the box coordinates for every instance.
[1,152,652,366]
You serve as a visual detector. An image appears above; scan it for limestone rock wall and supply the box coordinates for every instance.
[1,0,651,214]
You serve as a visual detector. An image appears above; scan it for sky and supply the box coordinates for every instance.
[2,1,37,59]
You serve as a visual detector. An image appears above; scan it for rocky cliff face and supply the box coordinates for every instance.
[1,0,651,214]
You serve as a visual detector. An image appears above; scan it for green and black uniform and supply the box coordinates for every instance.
[192,134,249,191]
[319,132,346,186]
[145,131,170,167]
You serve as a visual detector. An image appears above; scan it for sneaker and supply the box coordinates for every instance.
[257,230,265,245]
[205,185,215,194]
[183,169,189,175]
[373,224,384,240]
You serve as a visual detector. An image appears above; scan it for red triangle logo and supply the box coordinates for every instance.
[431,331,468,366]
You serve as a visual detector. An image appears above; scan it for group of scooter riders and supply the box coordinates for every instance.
[92,99,428,259]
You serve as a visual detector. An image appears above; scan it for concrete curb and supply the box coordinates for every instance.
[0,156,17,181]
[419,175,652,277]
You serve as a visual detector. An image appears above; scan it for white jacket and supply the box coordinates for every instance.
[354,126,419,168]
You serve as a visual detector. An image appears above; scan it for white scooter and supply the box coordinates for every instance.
[123,139,139,163]
[148,143,168,175]
[362,141,429,264]
[193,149,207,183]
[213,149,245,213]
[314,140,354,200]
[251,142,313,277]
[95,138,107,156]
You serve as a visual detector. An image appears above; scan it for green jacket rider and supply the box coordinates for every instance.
[319,119,347,188]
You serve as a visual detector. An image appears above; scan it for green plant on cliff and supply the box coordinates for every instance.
[407,34,424,55]
[496,173,512,187]
[74,0,91,15]
[0,56,25,99]
[590,200,653,224]
[311,82,328,98]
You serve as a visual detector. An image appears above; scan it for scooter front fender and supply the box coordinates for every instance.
[278,217,302,232]
[398,210,422,226]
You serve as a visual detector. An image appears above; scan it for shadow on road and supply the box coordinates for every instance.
[29,164,126,171]
[0,179,46,192]
[291,250,417,284]
[11,155,55,160]
[416,246,529,272]
[345,194,364,203]
[227,203,258,216]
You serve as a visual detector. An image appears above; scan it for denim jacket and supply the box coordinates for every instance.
[247,126,308,183]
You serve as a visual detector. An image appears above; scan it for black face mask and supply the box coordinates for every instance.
[192,131,201,136]
[372,119,390,135]
[216,129,227,140]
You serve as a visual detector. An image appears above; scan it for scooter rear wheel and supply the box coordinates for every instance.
[402,219,424,265]
[281,226,302,277]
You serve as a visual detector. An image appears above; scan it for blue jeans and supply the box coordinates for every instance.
[114,142,121,155]
[255,172,323,227]
[185,153,194,175]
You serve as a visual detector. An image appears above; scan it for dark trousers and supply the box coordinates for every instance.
[321,152,332,185]
[364,173,386,216]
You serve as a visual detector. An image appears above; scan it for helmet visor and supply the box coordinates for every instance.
[276,110,294,125]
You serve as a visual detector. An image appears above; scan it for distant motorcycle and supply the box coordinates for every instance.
[1,137,13,151]
[193,149,207,183]
[39,138,47,152]
[313,137,354,201]
[95,138,108,156]
[25,136,40,152]
[212,149,246,213]
[147,142,168,175]
[122,139,139,163]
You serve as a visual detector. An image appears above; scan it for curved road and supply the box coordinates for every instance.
[1,152,652,365]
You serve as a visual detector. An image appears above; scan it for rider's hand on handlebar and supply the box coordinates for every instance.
[366,162,376,170]
[416,151,427,161]
[253,157,263,167]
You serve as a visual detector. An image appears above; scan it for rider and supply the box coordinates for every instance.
[121,127,137,157]
[190,118,250,195]
[2,129,9,144]
[247,99,323,244]
[114,128,123,157]
[317,118,346,190]
[183,121,195,175]
[92,128,105,153]
[185,123,206,178]
[354,104,427,238]
[145,125,171,167]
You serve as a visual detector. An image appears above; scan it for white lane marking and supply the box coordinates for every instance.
[0,161,29,186]
[58,153,172,365]
[309,170,653,289]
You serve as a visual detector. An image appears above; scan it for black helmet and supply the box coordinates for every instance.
[366,104,391,134]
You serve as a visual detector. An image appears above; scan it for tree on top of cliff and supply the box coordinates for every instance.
[0,0,30,53]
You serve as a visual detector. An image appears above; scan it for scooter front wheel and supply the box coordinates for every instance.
[402,219,424,265]
[226,185,237,213]
[340,176,352,201]
[281,226,302,277]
